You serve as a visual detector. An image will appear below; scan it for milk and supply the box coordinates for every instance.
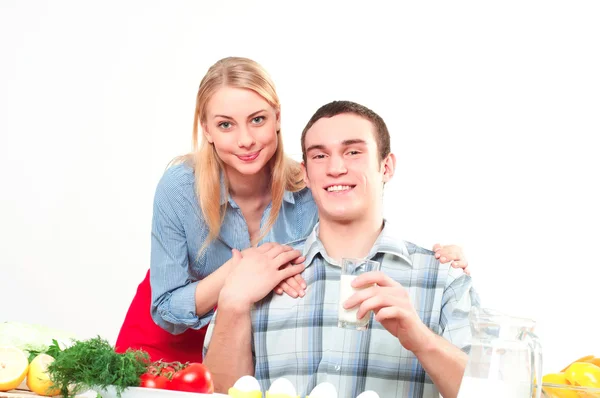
[338,275,370,329]
[457,376,533,398]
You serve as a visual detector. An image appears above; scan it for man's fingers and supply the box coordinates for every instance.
[344,285,379,310]
[278,281,299,298]
[374,306,411,324]
[274,284,284,295]
[352,271,396,289]
[283,274,304,297]
[293,273,307,290]
[355,294,391,319]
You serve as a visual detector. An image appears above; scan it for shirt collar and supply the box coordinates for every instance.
[303,220,413,268]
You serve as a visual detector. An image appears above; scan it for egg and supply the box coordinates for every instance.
[233,375,262,392]
[355,391,380,398]
[266,377,298,398]
[308,382,337,398]
[228,375,262,398]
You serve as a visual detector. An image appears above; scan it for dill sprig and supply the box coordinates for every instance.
[46,336,150,398]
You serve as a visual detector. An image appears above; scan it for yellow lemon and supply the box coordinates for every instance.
[542,373,579,398]
[0,346,29,392]
[564,362,600,388]
[27,354,60,396]
[561,355,595,372]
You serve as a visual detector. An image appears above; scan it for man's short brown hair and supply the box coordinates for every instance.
[300,100,391,164]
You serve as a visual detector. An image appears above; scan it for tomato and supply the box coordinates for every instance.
[160,365,176,379]
[140,373,170,389]
[169,363,214,394]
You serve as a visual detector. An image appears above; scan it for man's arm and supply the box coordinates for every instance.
[411,329,468,398]
[203,295,254,393]
[203,243,305,393]
[345,270,477,398]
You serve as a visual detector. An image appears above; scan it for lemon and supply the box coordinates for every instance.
[542,373,579,398]
[564,362,600,388]
[0,346,29,392]
[561,355,595,372]
[27,353,60,396]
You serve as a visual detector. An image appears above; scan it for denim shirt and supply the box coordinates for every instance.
[149,163,318,334]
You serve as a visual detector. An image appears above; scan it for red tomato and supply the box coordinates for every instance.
[169,363,214,394]
[140,373,170,389]
[161,365,175,379]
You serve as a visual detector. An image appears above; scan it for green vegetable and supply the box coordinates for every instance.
[0,321,76,359]
[27,338,64,362]
[46,336,150,398]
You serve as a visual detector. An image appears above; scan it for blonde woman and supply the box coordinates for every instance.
[115,57,469,363]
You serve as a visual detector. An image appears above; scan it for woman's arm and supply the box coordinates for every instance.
[193,249,240,315]
[149,167,219,335]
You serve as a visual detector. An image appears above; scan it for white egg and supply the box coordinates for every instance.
[268,377,297,396]
[233,375,262,392]
[309,382,337,398]
[355,391,380,398]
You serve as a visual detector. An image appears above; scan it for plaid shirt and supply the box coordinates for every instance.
[205,222,480,398]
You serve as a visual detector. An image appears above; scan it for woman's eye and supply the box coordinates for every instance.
[218,121,232,129]
[251,116,265,124]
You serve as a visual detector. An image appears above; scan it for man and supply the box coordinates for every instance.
[204,100,480,398]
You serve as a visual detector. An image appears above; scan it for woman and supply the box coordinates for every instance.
[115,57,468,363]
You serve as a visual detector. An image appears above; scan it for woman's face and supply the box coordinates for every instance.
[203,86,279,178]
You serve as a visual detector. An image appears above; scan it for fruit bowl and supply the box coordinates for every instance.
[542,383,600,397]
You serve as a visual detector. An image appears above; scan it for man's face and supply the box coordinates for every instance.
[302,113,394,224]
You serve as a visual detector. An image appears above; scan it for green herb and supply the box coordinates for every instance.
[46,336,150,398]
[27,338,64,362]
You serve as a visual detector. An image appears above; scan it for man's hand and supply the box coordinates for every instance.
[433,243,470,275]
[273,273,307,298]
[219,243,305,311]
[344,268,472,398]
[343,271,435,354]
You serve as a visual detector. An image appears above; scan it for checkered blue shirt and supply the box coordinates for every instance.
[205,222,480,398]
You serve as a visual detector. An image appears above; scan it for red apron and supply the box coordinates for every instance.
[115,270,207,363]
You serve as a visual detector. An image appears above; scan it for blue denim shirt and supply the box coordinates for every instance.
[149,163,318,334]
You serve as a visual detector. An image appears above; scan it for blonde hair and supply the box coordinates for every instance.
[181,57,305,251]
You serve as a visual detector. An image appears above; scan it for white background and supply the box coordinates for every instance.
[1,0,599,375]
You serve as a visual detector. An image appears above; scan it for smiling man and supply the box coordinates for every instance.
[203,100,480,398]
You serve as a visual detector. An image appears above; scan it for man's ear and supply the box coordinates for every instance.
[381,153,396,184]
[202,123,214,144]
[301,161,310,188]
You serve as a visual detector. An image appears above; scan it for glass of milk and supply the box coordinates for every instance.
[337,258,381,330]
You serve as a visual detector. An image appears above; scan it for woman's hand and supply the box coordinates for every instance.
[432,243,470,275]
